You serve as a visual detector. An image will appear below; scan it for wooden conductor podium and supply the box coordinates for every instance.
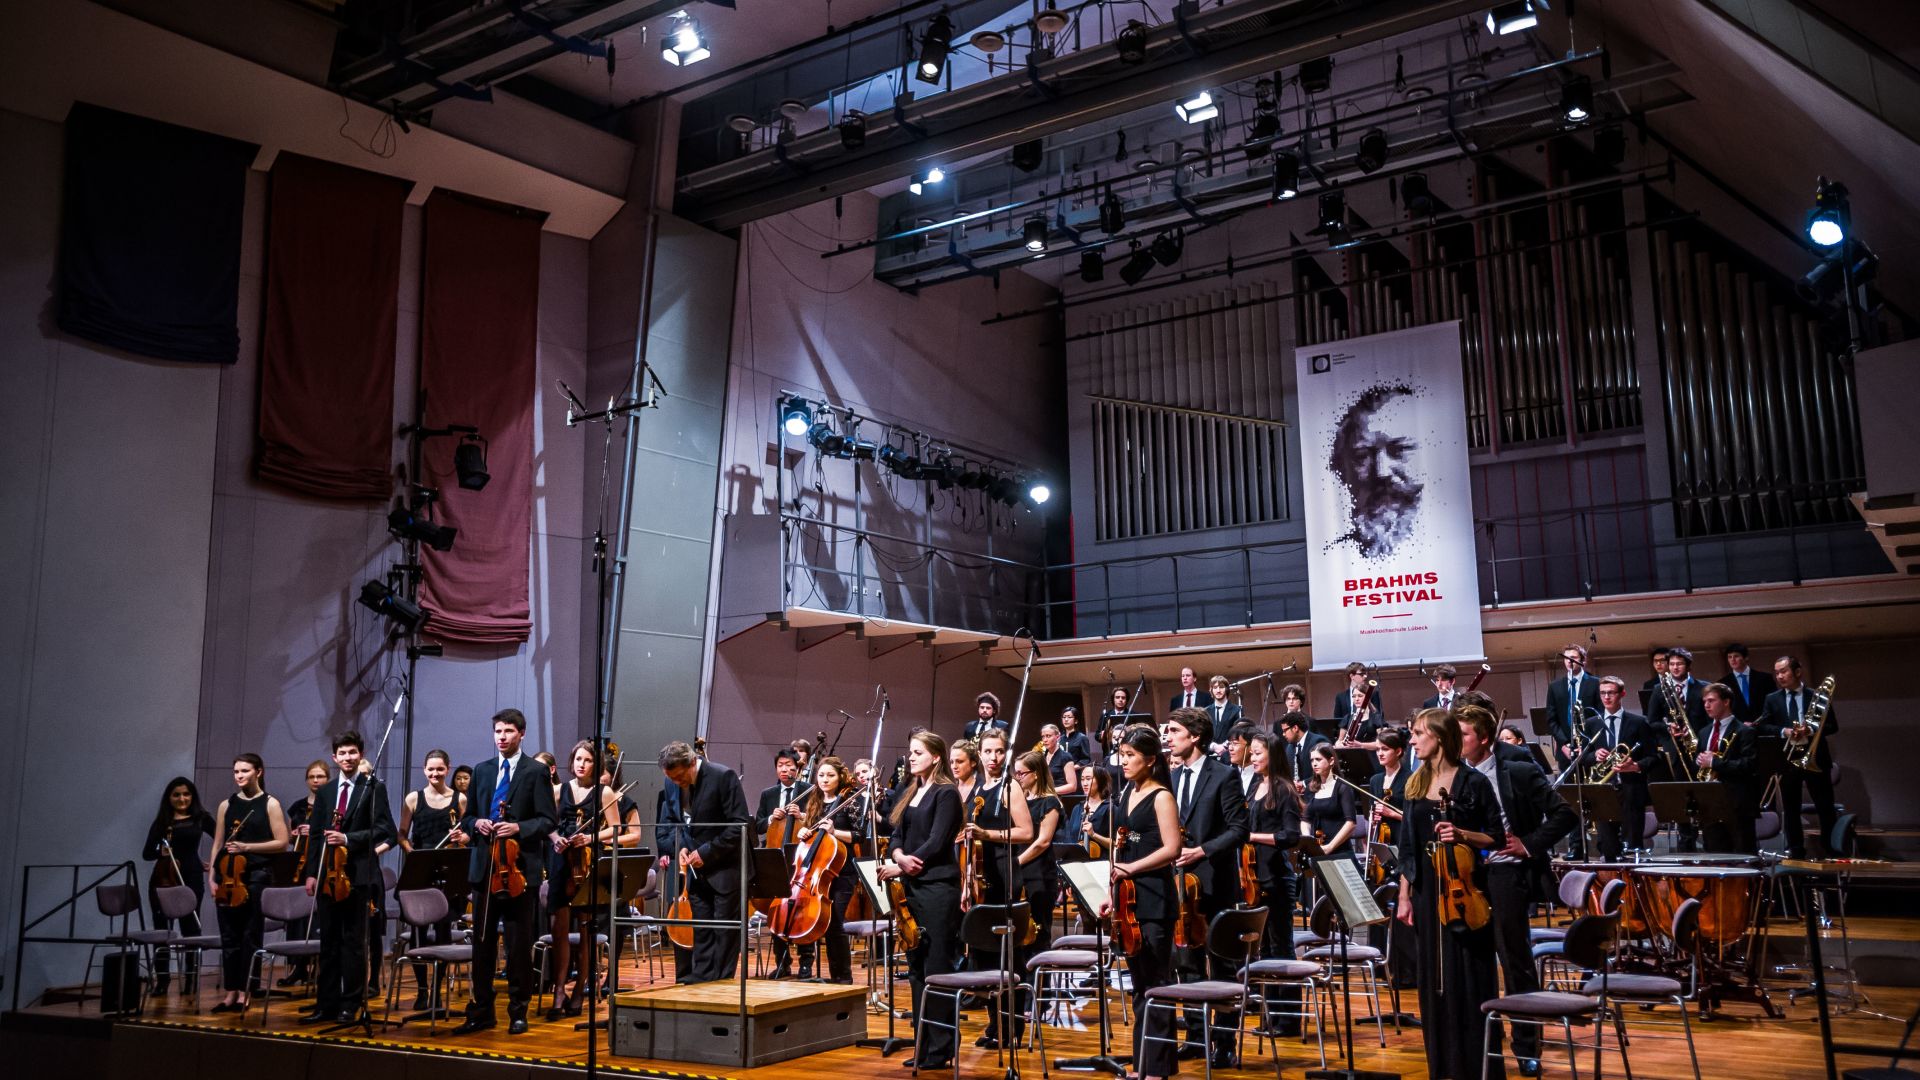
[611,979,868,1066]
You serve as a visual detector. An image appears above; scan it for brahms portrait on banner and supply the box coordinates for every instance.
[1327,381,1425,559]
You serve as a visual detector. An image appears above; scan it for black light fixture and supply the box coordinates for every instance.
[956,465,993,491]
[1150,228,1183,267]
[1119,241,1157,285]
[779,395,813,437]
[1806,176,1849,249]
[1249,77,1280,143]
[1355,127,1389,173]
[806,418,849,457]
[1486,0,1539,35]
[1300,57,1334,94]
[1797,242,1877,305]
[387,504,457,552]
[358,580,426,633]
[878,442,923,478]
[925,453,959,489]
[1023,215,1049,253]
[1316,188,1347,235]
[1561,75,1593,123]
[1401,171,1434,215]
[1079,250,1105,283]
[454,435,490,491]
[1272,151,1300,199]
[661,10,710,65]
[1011,139,1044,172]
[916,13,954,84]
[1116,20,1148,64]
[838,110,866,150]
[1100,186,1125,234]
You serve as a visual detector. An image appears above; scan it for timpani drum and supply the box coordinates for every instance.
[1634,865,1764,957]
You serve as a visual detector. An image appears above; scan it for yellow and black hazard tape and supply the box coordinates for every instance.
[120,1016,739,1080]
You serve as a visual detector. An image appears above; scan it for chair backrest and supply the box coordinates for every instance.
[1669,897,1701,953]
[96,884,142,918]
[636,866,659,903]
[958,902,1031,953]
[1755,811,1782,843]
[1308,894,1335,938]
[1557,869,1595,912]
[1207,906,1268,965]
[382,865,398,890]
[1560,912,1620,971]
[258,886,314,924]
[397,888,450,927]
[1830,813,1858,858]
[1371,881,1399,913]
[1595,877,1627,915]
[155,884,200,921]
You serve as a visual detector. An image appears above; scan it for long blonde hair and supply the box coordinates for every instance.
[1405,707,1464,801]
[1016,750,1057,798]
[889,732,956,829]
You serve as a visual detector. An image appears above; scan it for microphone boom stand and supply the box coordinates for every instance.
[857,692,913,1057]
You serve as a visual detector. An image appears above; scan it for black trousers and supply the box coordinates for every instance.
[1596,783,1647,860]
[215,874,267,993]
[689,875,741,982]
[314,885,371,1013]
[772,935,816,974]
[468,886,538,1019]
[823,875,855,983]
[1258,879,1300,1031]
[1129,919,1179,1077]
[1175,897,1236,1053]
[907,877,961,1063]
[1781,765,1839,857]
[1486,864,1541,1058]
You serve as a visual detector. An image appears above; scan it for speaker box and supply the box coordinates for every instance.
[101,949,144,1014]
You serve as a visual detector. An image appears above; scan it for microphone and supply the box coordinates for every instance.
[392,688,407,716]
[558,380,588,426]
[832,708,859,722]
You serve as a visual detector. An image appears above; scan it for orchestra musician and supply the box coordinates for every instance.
[1420,663,1459,711]
[1329,661,1384,746]
[962,692,1009,741]
[797,756,866,984]
[1396,708,1505,1080]
[1039,723,1081,795]
[142,777,212,996]
[1760,655,1840,858]
[1162,707,1250,1068]
[451,711,555,1036]
[396,749,468,1012]
[1099,725,1182,1080]
[300,733,393,1025]
[1546,644,1602,764]
[1693,684,1760,853]
[756,749,814,980]
[877,731,963,1072]
[1013,751,1064,956]
[209,753,288,1014]
[1059,706,1094,768]
[965,728,1035,1049]
[1580,676,1659,859]
[1203,675,1243,741]
[1069,766,1115,853]
[1303,744,1357,857]
[1168,666,1204,713]
[1100,686,1141,764]
[1367,728,1416,989]
[655,739,751,986]
[1648,646,1708,731]
[1245,732,1304,1036]
[654,777,694,982]
[1459,705,1577,1078]
[1225,722,1259,795]
[1638,647,1670,715]
[545,741,622,1019]
[1720,644,1767,723]
[1278,683,1311,729]
[1277,711,1329,790]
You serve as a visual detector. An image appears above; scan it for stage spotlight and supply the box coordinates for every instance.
[1116,20,1148,64]
[806,419,849,457]
[1317,189,1347,235]
[957,466,993,491]
[1119,242,1156,285]
[908,165,945,195]
[1012,139,1044,172]
[1594,123,1626,165]
[916,13,953,84]
[846,437,878,461]
[1272,151,1300,199]
[1300,57,1333,94]
[878,443,923,478]
[925,454,959,489]
[1026,480,1051,506]
[661,10,710,65]
[1355,127,1389,173]
[1174,90,1218,124]
[988,474,1025,506]
[358,580,426,633]
[1486,0,1539,35]
[1806,176,1849,248]
[778,395,813,437]
[454,435,490,491]
[1151,229,1183,267]
[1079,250,1105,283]
[1023,216,1049,253]
[388,505,457,552]
[1100,187,1125,234]
[1797,243,1877,304]
[1401,171,1434,214]
[1561,76,1592,123]
[838,110,866,150]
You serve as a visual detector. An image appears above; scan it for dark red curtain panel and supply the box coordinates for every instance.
[418,191,544,644]
[256,153,409,499]
[57,103,256,364]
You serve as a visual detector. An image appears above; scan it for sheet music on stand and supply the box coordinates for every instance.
[1311,853,1389,929]
[1061,860,1114,914]
[854,858,891,918]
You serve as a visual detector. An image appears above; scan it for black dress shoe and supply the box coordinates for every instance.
[975,1035,1001,1050]
[276,974,304,988]
[1176,1044,1207,1061]
[297,1009,332,1024]
[1518,1058,1543,1077]
[449,1017,495,1035]
[508,1017,529,1035]
[773,966,793,980]
[333,1010,360,1024]
[1211,1050,1238,1069]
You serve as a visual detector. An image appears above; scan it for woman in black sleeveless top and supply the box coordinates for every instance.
[396,750,467,1011]
[797,757,865,984]
[210,753,288,1013]
[1246,733,1305,1033]
[1104,726,1183,1080]
[142,777,213,994]
[1013,750,1063,954]
[961,729,1034,1047]
[878,732,962,1070]
[547,741,621,1019]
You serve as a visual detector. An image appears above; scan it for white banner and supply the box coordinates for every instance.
[1295,322,1484,669]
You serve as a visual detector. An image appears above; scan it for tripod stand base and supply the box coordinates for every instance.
[1052,1054,1130,1075]
[857,1035,914,1056]
[317,1008,376,1037]
[1305,1069,1400,1080]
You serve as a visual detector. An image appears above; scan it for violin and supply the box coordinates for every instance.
[1428,786,1491,931]
[1171,828,1206,949]
[957,794,985,912]
[769,797,849,945]
[152,834,184,891]
[315,796,353,903]
[212,809,256,907]
[486,797,526,900]
[557,805,595,904]
[1109,825,1142,955]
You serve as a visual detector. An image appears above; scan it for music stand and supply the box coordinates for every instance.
[1650,782,1735,845]
[1334,749,1375,786]
[1527,706,1555,739]
[568,853,653,1037]
[1054,858,1128,1076]
[1556,784,1622,858]
[853,858,912,1057]
[1304,854,1395,1080]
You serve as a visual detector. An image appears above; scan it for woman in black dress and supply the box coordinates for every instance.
[878,731,963,1070]
[1013,749,1063,954]
[278,760,330,987]
[1068,766,1115,858]
[1059,706,1093,768]
[209,753,288,1013]
[397,749,467,1011]
[1039,724,1081,794]
[1099,726,1183,1080]
[546,740,622,1019]
[1304,743,1357,855]
[966,728,1035,1048]
[796,756,866,984]
[1396,708,1505,1080]
[1246,734,1304,1027]
[142,778,213,995]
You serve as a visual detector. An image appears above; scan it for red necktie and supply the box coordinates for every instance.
[335,781,350,819]
[1709,723,1722,754]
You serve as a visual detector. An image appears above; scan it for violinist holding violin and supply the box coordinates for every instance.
[397,749,467,1012]
[546,740,622,1019]
[299,732,394,1025]
[1099,726,1182,1080]
[451,709,555,1036]
[1394,708,1505,1080]
[876,731,962,1072]
[210,753,289,1014]
[1162,708,1249,1069]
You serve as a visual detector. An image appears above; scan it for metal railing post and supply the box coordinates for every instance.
[1243,548,1254,626]
[1170,556,1182,632]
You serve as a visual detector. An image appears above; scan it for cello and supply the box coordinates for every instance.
[768,796,849,945]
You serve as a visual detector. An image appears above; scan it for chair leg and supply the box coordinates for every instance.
[1674,996,1700,1080]
[1561,1018,1581,1080]
[1481,1013,1497,1080]
[1612,1008,1634,1080]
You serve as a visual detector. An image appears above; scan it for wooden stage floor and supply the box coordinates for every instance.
[7,950,1914,1080]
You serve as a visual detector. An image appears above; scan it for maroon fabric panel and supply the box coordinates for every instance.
[417,191,543,644]
[256,153,408,499]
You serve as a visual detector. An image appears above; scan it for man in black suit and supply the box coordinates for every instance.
[1277,711,1329,789]
[1546,644,1603,764]
[655,783,694,981]
[1580,676,1660,859]
[755,749,812,978]
[1638,647,1670,716]
[1169,666,1204,714]
[1460,706,1578,1075]
[1720,644,1766,724]
[1204,675,1243,746]
[1694,684,1760,853]
[452,709,556,1036]
[1419,663,1458,711]
[961,692,1009,741]
[1759,655,1840,858]
[300,730,396,1024]
[1162,707,1250,1067]
[1648,647,1709,750]
[1329,662,1384,747]
[660,739,753,983]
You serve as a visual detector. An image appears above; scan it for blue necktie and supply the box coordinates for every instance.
[493,758,511,814]
[1738,672,1748,699]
